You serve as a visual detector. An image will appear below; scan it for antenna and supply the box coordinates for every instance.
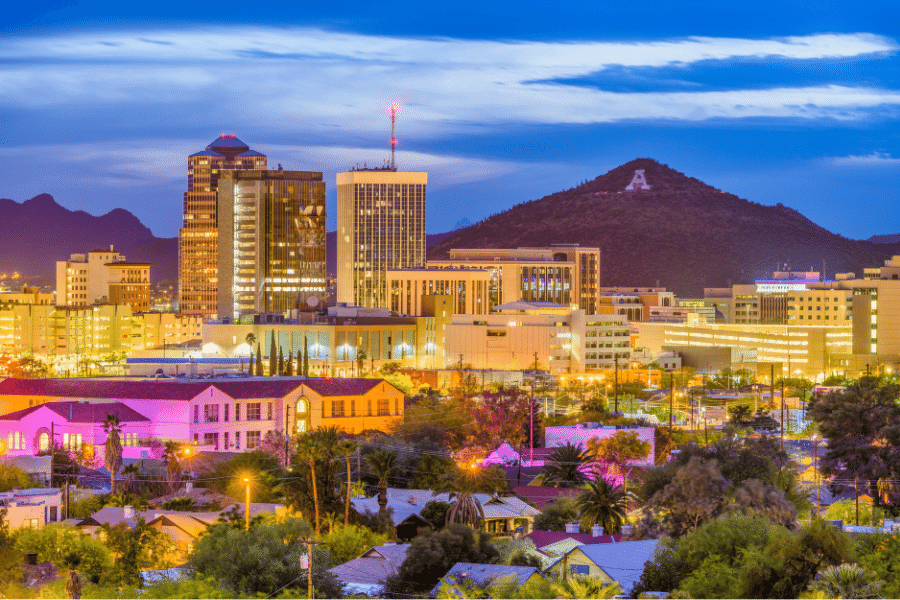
[389,101,401,170]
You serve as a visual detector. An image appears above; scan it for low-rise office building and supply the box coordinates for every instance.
[56,246,151,311]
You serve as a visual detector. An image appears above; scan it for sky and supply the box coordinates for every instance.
[0,1,898,239]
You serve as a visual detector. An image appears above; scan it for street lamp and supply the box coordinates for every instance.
[242,476,251,531]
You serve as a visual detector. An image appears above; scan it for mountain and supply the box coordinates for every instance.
[0,194,178,286]
[429,159,900,296]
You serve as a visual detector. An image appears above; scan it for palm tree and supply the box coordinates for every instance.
[297,436,323,533]
[540,442,590,488]
[103,415,123,495]
[163,441,183,493]
[365,450,398,515]
[245,332,257,347]
[438,469,485,528]
[577,476,629,535]
[553,575,622,599]
[337,439,358,527]
[121,463,139,495]
[812,563,883,599]
[356,350,367,376]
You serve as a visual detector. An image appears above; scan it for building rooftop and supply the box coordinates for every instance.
[0,401,150,423]
[432,562,543,596]
[206,134,251,155]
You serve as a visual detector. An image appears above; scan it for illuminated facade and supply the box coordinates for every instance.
[387,267,492,315]
[428,245,601,314]
[179,135,267,318]
[336,170,427,308]
[56,247,150,311]
[217,170,326,319]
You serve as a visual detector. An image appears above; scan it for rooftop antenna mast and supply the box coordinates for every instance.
[389,101,401,170]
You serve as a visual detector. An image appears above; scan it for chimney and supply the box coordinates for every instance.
[408,495,417,505]
[123,505,134,519]
[564,521,581,534]
[591,524,604,537]
[621,524,634,537]
[185,482,193,493]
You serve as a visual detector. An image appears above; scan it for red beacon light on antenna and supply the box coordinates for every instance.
[389,101,401,115]
[220,133,227,138]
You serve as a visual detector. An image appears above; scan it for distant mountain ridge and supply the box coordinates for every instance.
[0,194,177,286]
[429,158,900,296]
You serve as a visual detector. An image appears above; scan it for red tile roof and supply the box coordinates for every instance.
[0,401,150,423]
[512,485,582,510]
[0,378,308,400]
[525,530,622,548]
[302,378,390,397]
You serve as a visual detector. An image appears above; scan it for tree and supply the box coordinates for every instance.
[121,463,139,495]
[540,442,589,488]
[338,438,357,527]
[245,332,257,347]
[246,350,254,376]
[856,532,900,599]
[420,500,451,530]
[0,462,38,492]
[268,333,277,376]
[285,348,294,377]
[648,456,730,536]
[553,576,622,599]
[436,469,486,529]
[731,478,798,528]
[15,524,113,583]
[365,450,398,516]
[532,497,578,532]
[302,336,309,377]
[811,563,883,599]
[587,430,651,491]
[189,518,343,598]
[469,387,534,450]
[101,518,176,584]
[297,436,323,534]
[411,453,459,490]
[255,342,263,376]
[277,346,284,376]
[103,414,123,495]
[577,476,629,535]
[321,524,388,566]
[384,523,498,597]
[162,441,182,493]
[808,378,900,505]
[356,349,368,376]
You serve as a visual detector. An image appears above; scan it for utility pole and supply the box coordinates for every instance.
[614,355,619,414]
[669,375,674,438]
[529,382,535,466]
[814,438,820,518]
[356,446,361,492]
[50,422,54,487]
[855,474,860,526]
[780,376,785,451]
[689,389,694,432]
[704,415,708,445]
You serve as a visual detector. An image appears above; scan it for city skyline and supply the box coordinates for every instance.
[0,0,898,240]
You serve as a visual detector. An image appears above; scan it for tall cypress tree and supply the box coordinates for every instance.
[246,352,252,375]
[303,336,309,377]
[269,332,277,376]
[255,343,263,376]
[278,347,285,376]
[285,349,294,376]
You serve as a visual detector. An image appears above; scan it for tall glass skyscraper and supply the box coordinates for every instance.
[336,169,427,309]
[217,170,326,320]
[179,135,267,317]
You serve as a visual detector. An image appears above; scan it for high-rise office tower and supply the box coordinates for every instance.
[336,170,427,308]
[179,134,267,317]
[217,170,326,320]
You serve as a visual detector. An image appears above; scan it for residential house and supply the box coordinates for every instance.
[547,540,660,594]
[328,543,411,596]
[430,562,545,597]
[0,488,63,530]
[524,526,623,568]
[350,488,540,536]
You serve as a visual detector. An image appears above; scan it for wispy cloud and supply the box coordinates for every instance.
[831,151,900,166]
[0,28,897,134]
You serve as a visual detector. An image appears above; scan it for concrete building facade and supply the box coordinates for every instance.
[336,170,427,309]
[56,247,150,312]
[428,245,601,314]
[387,267,493,316]
[216,170,326,320]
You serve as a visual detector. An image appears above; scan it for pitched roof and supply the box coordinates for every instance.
[525,530,622,549]
[145,514,214,539]
[512,485,581,510]
[432,562,543,595]
[302,378,389,397]
[328,544,411,590]
[0,378,305,400]
[0,401,149,423]
[350,488,539,525]
[559,540,660,593]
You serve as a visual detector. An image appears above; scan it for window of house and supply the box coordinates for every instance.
[246,431,261,449]
[204,404,219,423]
[235,431,241,450]
[203,432,219,450]
[378,398,389,416]
[267,402,273,421]
[332,399,345,417]
[39,432,49,452]
[193,405,199,423]
[570,565,590,575]
[223,432,229,450]
[368,399,373,416]
[224,404,229,422]
[247,403,261,421]
[235,403,241,421]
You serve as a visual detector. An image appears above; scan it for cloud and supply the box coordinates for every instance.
[830,151,900,166]
[0,28,897,134]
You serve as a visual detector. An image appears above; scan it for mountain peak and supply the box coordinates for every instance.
[580,158,720,194]
[22,193,62,209]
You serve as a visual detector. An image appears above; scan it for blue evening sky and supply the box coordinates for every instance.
[1,0,898,239]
